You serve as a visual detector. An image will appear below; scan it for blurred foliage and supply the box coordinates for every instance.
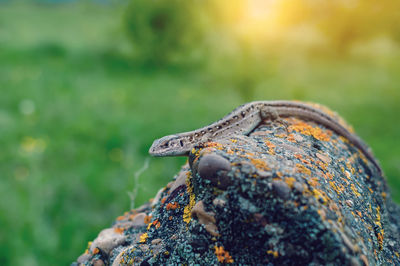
[124,0,400,61]
[124,0,207,65]
[0,1,399,266]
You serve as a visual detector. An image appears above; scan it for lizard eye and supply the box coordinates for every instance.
[162,142,169,148]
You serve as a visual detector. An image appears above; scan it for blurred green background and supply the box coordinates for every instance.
[0,0,399,265]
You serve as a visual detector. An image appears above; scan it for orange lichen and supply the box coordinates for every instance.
[285,177,296,188]
[114,227,124,234]
[214,246,234,263]
[166,202,180,210]
[300,158,313,167]
[296,163,311,175]
[265,141,276,155]
[226,149,235,155]
[381,192,387,200]
[288,120,331,141]
[266,250,279,258]
[155,221,161,229]
[144,215,152,224]
[116,215,126,221]
[128,213,138,220]
[250,158,271,171]
[309,177,320,187]
[294,154,302,159]
[323,172,334,180]
[93,247,100,255]
[161,197,167,204]
[287,134,297,143]
[206,142,223,149]
[316,160,328,171]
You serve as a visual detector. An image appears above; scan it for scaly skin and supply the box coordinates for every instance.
[149,101,382,175]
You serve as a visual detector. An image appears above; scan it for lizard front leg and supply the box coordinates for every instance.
[259,106,290,131]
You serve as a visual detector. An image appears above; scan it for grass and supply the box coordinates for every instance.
[0,2,399,266]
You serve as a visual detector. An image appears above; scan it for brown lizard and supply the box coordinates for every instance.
[149,101,382,175]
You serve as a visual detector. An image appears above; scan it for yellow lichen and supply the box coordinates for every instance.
[329,181,345,194]
[374,206,384,250]
[191,147,201,157]
[350,184,361,197]
[296,163,311,175]
[139,232,148,243]
[183,172,196,224]
[266,250,279,258]
[312,188,328,204]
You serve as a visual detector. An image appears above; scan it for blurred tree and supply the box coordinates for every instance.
[273,0,400,54]
[124,0,207,65]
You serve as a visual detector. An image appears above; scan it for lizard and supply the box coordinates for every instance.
[149,100,382,175]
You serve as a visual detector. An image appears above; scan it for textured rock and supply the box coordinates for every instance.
[191,201,219,237]
[90,228,127,255]
[74,107,400,265]
[196,153,232,189]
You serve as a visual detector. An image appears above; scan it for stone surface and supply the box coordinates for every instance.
[73,112,400,265]
[196,153,232,189]
[90,228,127,255]
[191,201,219,237]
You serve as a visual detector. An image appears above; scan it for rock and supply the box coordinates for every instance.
[293,181,304,193]
[90,228,127,255]
[77,253,91,263]
[74,105,400,265]
[212,198,226,207]
[169,168,189,193]
[151,238,162,245]
[151,187,165,207]
[130,212,147,227]
[196,154,232,189]
[111,246,132,266]
[272,179,291,199]
[191,201,219,237]
[91,259,105,266]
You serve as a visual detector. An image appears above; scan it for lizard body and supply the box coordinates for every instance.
[149,101,382,175]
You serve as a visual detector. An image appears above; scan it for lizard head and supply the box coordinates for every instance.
[149,134,191,157]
